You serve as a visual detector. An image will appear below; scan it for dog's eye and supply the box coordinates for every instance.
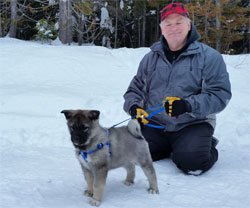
[83,127,89,133]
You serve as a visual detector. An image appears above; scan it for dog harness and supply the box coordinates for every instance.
[80,129,111,163]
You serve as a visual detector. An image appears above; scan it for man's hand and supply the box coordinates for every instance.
[164,97,191,117]
[129,105,149,126]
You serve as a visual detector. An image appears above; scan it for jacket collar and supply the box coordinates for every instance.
[151,39,201,56]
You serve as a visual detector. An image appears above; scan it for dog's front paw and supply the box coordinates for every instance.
[84,190,93,197]
[88,198,101,207]
[148,188,159,194]
[123,180,134,186]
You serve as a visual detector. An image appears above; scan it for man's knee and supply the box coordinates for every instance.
[172,151,211,174]
[142,126,171,161]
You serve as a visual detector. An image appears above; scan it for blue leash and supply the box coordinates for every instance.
[144,107,165,129]
[113,101,168,129]
[80,102,167,162]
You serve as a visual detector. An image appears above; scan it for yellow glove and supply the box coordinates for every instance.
[163,97,181,117]
[135,108,149,125]
[163,97,191,117]
[129,105,149,125]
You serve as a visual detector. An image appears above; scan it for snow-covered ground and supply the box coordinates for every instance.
[0,37,249,208]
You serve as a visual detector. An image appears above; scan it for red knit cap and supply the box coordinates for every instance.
[161,3,190,22]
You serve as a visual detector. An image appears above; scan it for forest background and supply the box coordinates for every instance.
[0,0,249,54]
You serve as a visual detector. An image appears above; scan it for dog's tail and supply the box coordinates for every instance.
[127,119,145,139]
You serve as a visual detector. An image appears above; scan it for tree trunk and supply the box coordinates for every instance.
[215,0,221,51]
[138,18,140,47]
[59,0,72,44]
[66,0,72,44]
[154,5,160,42]
[9,0,17,38]
[114,0,118,48]
[78,15,84,46]
[204,0,208,43]
[192,11,195,25]
[141,1,146,47]
[59,0,67,44]
[0,16,2,37]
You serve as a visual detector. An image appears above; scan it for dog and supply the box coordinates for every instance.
[61,109,159,206]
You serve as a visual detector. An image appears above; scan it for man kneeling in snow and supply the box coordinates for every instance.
[123,3,231,176]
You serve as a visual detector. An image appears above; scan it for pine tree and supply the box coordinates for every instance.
[187,0,249,54]
[0,0,248,53]
[33,19,57,44]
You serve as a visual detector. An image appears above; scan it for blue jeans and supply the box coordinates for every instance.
[141,122,218,175]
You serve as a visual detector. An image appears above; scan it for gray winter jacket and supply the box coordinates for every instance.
[123,40,232,132]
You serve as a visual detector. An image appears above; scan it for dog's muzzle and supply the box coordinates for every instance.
[71,131,88,145]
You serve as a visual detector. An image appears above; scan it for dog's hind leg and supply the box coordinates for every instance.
[139,159,159,194]
[123,163,135,186]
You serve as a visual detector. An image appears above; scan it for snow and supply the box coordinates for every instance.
[120,0,124,10]
[100,6,114,33]
[49,0,56,5]
[0,37,250,208]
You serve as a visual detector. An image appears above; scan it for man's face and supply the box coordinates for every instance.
[160,13,191,51]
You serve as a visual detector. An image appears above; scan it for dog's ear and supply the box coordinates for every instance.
[88,110,100,120]
[61,110,73,120]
